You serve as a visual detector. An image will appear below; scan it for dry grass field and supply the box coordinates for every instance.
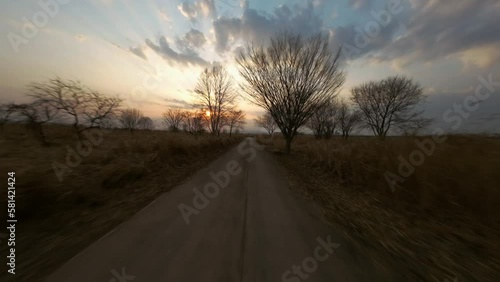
[0,124,243,281]
[262,134,500,281]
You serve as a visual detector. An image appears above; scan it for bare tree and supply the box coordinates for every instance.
[163,108,185,131]
[255,112,277,139]
[226,109,246,137]
[10,101,58,144]
[193,65,236,136]
[237,32,346,154]
[119,108,144,133]
[183,110,207,135]
[27,77,122,136]
[27,77,89,135]
[82,90,122,130]
[0,103,15,131]
[138,116,155,131]
[306,99,339,139]
[350,75,428,139]
[337,99,362,139]
[398,118,433,136]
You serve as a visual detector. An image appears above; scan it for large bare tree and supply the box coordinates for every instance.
[27,78,89,134]
[193,65,236,136]
[27,77,122,135]
[237,32,346,154]
[350,75,429,139]
[163,108,185,131]
[255,112,277,139]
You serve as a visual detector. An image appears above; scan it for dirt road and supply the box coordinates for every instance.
[47,138,380,282]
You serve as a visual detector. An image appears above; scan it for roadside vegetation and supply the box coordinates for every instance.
[0,63,245,281]
[260,134,500,282]
[0,124,243,281]
[244,30,498,282]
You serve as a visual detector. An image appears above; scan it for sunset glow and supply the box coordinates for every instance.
[0,0,498,133]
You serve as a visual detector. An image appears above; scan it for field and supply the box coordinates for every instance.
[263,134,500,281]
[0,124,242,281]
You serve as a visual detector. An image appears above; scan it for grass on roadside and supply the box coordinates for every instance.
[263,134,500,282]
[0,124,243,281]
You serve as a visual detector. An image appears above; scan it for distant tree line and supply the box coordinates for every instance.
[0,77,161,144]
[1,31,430,153]
[162,107,246,137]
[0,78,122,143]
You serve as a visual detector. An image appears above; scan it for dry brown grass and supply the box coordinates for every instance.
[264,134,500,282]
[0,124,243,281]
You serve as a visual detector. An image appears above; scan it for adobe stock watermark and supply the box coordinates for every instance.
[385,74,499,191]
[7,0,70,54]
[51,63,171,182]
[281,235,341,282]
[342,0,404,61]
[126,64,170,109]
[178,138,264,224]
[109,267,135,282]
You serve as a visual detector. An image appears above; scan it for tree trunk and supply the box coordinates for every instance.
[29,123,47,145]
[285,137,292,155]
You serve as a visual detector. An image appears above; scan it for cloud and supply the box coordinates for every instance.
[176,28,207,55]
[129,46,147,60]
[178,0,217,22]
[347,0,371,10]
[165,98,192,109]
[145,36,208,66]
[213,17,242,52]
[178,2,198,21]
[213,1,323,53]
[456,43,500,70]
[159,9,172,23]
[197,0,217,19]
[366,0,500,68]
[240,0,249,9]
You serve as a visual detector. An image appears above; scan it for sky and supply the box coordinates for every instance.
[0,0,499,133]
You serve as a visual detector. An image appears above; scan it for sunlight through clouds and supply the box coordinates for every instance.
[0,0,499,132]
